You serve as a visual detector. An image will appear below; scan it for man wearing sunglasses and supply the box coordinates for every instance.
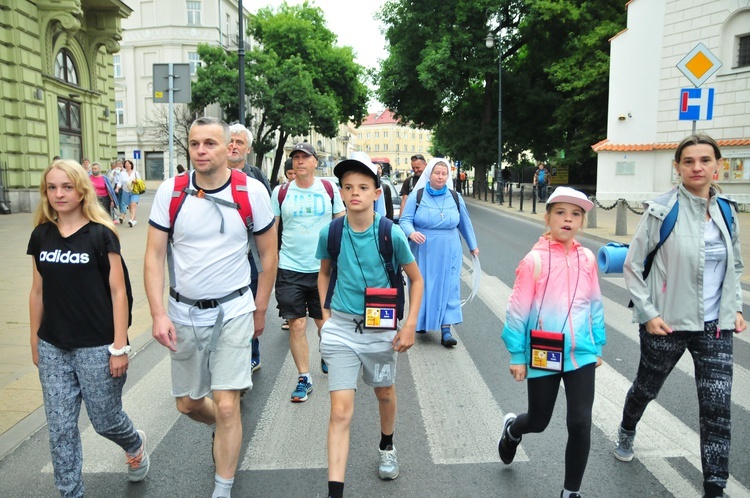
[400,154,427,214]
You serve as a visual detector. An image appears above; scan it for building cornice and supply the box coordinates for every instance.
[592,138,750,152]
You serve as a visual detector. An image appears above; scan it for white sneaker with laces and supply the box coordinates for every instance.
[378,445,399,480]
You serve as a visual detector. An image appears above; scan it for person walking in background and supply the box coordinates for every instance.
[499,187,605,498]
[144,117,277,498]
[614,134,745,498]
[89,161,119,217]
[317,153,423,497]
[399,154,426,216]
[229,123,272,373]
[501,166,511,193]
[533,163,549,202]
[399,158,478,348]
[121,160,142,227]
[272,143,345,402]
[28,160,149,497]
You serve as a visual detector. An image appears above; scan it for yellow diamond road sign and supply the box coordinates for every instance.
[677,42,722,87]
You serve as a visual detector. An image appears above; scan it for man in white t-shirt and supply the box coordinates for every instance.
[144,117,277,498]
[272,142,345,403]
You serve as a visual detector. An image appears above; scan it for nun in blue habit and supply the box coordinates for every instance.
[399,158,479,348]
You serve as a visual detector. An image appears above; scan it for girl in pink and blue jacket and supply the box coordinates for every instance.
[498,187,606,498]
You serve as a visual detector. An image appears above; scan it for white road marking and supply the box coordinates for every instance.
[241,325,329,470]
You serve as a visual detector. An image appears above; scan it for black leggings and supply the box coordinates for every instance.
[510,363,596,491]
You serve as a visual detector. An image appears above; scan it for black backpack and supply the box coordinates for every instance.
[415,188,461,212]
[324,216,405,320]
[89,223,134,327]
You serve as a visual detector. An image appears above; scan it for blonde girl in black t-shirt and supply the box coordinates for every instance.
[28,160,149,497]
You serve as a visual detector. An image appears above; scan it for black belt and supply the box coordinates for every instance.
[169,286,249,309]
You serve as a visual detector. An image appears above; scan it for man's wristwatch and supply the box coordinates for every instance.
[108,344,131,356]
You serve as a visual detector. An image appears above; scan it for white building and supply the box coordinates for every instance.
[115,0,249,179]
[595,0,750,205]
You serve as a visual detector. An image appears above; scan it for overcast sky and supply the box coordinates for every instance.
[255,0,389,110]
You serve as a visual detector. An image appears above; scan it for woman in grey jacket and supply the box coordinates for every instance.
[614,134,745,498]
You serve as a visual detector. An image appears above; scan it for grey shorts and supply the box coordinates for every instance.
[170,312,253,398]
[320,310,398,391]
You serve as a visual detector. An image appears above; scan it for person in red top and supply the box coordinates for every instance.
[89,162,119,217]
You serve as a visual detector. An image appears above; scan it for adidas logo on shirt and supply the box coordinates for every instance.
[39,250,90,264]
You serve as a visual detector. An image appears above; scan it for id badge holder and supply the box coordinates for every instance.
[364,288,398,330]
[529,330,564,372]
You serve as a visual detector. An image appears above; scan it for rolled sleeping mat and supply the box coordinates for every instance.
[597,243,629,274]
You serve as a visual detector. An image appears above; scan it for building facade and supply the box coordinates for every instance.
[595,0,749,205]
[356,110,433,180]
[115,0,248,180]
[0,0,132,212]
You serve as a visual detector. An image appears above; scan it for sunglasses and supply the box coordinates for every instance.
[411,155,425,161]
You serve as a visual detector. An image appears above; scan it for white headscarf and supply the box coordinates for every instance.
[413,158,454,193]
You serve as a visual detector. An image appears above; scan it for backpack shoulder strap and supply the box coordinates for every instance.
[716,197,734,236]
[530,250,542,281]
[415,188,424,208]
[168,172,191,239]
[278,181,291,208]
[230,168,254,229]
[324,216,346,311]
[377,216,405,320]
[642,201,679,280]
[450,189,460,211]
[321,179,335,203]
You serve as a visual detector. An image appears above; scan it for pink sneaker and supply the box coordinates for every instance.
[113,219,120,225]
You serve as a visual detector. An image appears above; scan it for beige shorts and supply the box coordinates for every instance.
[170,312,253,399]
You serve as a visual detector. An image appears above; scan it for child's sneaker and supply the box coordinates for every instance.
[378,445,399,480]
[498,412,520,464]
[291,376,312,402]
[251,358,261,372]
[613,426,636,462]
[126,430,149,482]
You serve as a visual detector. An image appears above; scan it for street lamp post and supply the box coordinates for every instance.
[485,27,502,188]
[238,0,245,123]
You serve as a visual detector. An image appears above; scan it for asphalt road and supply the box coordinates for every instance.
[1,201,749,497]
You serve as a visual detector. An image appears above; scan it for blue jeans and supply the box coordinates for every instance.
[537,182,548,201]
[37,340,142,498]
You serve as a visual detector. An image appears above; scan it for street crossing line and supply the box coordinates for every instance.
[43,355,178,474]
[241,326,329,470]
[465,257,750,496]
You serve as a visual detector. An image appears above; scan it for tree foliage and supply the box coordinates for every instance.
[377,0,625,185]
[190,1,369,182]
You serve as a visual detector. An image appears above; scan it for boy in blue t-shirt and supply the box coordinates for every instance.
[316,152,423,498]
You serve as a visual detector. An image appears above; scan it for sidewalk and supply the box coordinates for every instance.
[0,181,162,458]
[462,189,750,287]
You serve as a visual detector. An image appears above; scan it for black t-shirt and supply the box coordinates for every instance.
[399,174,421,197]
[27,222,121,350]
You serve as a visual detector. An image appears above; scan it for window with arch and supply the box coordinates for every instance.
[719,10,750,72]
[54,49,79,85]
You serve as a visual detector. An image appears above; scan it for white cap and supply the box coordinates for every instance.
[333,151,380,186]
[545,186,594,212]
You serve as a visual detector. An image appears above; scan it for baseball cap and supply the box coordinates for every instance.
[545,186,594,212]
[334,151,380,187]
[289,142,317,158]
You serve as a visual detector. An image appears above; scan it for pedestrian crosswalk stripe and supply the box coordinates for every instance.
[241,327,329,470]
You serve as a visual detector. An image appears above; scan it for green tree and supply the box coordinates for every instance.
[377,0,624,185]
[190,2,369,182]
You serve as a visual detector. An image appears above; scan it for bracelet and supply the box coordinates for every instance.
[108,344,131,356]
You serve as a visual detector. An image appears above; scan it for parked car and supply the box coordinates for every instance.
[380,176,400,223]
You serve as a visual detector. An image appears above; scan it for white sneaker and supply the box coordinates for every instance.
[129,219,137,227]
[126,430,150,482]
[378,445,399,480]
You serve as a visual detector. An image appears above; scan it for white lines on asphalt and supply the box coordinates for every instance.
[408,331,528,465]
[43,355,177,474]
[472,261,750,496]
[241,325,329,470]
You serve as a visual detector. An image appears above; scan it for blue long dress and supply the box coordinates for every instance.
[400,188,478,331]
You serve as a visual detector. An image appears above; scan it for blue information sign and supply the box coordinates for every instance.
[133,150,141,159]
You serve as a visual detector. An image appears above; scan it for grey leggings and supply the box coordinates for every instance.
[621,321,733,490]
[38,339,142,497]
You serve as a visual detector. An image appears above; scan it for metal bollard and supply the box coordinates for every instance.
[508,184,513,208]
[531,190,537,214]
[491,183,495,204]
[615,199,628,236]
[519,185,525,212]
[587,196,597,228]
[497,184,504,205]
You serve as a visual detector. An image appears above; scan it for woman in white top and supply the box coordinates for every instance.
[121,159,142,227]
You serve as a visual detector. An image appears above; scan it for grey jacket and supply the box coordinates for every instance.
[624,184,743,331]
